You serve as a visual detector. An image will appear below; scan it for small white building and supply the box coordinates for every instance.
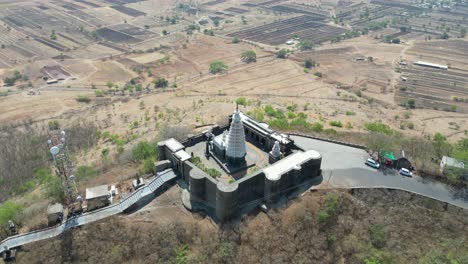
[440,156,465,171]
[86,185,110,211]
[413,61,448,70]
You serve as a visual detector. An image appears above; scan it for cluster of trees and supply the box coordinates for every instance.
[4,70,28,86]
[132,140,159,174]
[247,104,326,134]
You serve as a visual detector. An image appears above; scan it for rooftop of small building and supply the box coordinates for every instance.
[263,150,321,181]
[164,138,185,152]
[175,149,191,162]
[86,185,109,200]
[442,156,465,168]
[47,203,64,214]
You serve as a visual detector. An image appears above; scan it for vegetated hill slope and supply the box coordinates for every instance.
[13,189,468,264]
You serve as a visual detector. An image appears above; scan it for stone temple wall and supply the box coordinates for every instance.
[158,137,322,222]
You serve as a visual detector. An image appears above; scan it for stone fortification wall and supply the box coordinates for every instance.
[158,138,322,222]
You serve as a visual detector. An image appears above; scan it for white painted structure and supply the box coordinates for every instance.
[413,61,448,70]
[225,110,246,161]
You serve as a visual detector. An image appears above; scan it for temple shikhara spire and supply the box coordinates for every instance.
[225,109,246,164]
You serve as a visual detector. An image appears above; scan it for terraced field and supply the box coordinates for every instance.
[227,15,347,45]
[397,41,468,113]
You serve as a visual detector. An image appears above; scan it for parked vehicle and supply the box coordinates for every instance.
[365,158,380,169]
[399,168,412,177]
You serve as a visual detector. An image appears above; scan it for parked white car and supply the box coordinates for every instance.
[365,158,380,169]
[399,168,412,177]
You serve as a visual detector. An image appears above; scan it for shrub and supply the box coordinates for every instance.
[264,105,276,116]
[248,108,264,122]
[314,72,322,78]
[297,40,313,51]
[132,141,158,161]
[95,90,105,97]
[329,121,343,128]
[209,61,228,74]
[13,180,36,194]
[444,167,465,185]
[241,50,257,63]
[48,120,60,130]
[318,193,340,224]
[370,224,387,248]
[304,59,315,69]
[142,157,156,174]
[365,122,394,135]
[235,97,248,106]
[287,111,296,119]
[311,122,324,132]
[203,29,214,36]
[130,121,139,129]
[268,118,289,130]
[206,168,221,178]
[154,78,169,88]
[345,111,356,116]
[44,176,64,202]
[232,37,240,43]
[75,165,98,181]
[0,201,23,226]
[75,95,91,103]
[276,49,288,58]
[407,99,415,109]
[317,210,330,224]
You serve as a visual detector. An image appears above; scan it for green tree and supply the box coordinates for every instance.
[0,202,23,226]
[240,50,257,63]
[106,81,114,89]
[50,30,57,40]
[142,157,156,174]
[209,61,228,74]
[433,133,452,159]
[235,97,248,106]
[48,120,60,130]
[154,78,169,88]
[304,59,315,69]
[370,224,387,248]
[407,99,416,109]
[232,37,240,43]
[441,32,449,39]
[460,28,467,38]
[276,49,288,59]
[132,141,158,161]
[297,39,313,51]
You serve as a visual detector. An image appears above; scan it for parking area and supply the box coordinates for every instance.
[290,135,468,209]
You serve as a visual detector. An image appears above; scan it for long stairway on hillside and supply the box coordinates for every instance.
[0,169,177,255]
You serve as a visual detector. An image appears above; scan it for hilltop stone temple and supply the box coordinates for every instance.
[158,106,322,222]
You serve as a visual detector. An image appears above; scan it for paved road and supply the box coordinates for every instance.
[0,170,176,255]
[291,135,468,209]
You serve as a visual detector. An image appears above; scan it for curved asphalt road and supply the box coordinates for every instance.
[291,135,468,210]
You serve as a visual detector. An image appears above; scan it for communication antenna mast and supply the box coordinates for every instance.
[47,129,79,206]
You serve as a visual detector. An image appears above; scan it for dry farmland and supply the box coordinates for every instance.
[397,40,468,113]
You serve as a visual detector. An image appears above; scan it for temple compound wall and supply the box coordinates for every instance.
[158,113,322,222]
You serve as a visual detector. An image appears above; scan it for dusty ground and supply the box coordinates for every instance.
[8,188,468,264]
